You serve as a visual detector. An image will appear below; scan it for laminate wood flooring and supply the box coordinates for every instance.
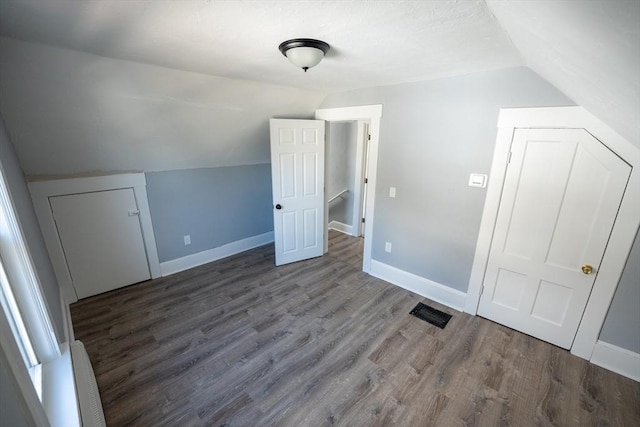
[71,231,639,426]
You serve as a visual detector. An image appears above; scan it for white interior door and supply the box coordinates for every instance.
[270,119,325,266]
[50,188,151,299]
[478,128,631,348]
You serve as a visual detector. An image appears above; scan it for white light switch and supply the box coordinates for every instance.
[468,173,487,188]
[184,235,191,245]
[385,242,392,253]
[389,187,396,198]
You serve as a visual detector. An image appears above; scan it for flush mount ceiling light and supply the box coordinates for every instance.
[278,38,330,72]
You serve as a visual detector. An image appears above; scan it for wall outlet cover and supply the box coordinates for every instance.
[468,173,488,188]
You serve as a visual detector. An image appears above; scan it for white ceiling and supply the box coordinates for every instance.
[0,0,523,93]
[0,0,638,143]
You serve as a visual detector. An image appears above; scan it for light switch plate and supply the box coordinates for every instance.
[468,173,487,188]
[389,187,396,198]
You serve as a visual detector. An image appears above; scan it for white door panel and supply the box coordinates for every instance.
[478,129,630,348]
[270,119,325,266]
[50,188,151,299]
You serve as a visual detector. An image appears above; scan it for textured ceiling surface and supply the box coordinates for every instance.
[0,0,523,92]
[0,0,638,144]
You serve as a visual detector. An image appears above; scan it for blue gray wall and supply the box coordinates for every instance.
[0,115,64,341]
[599,230,640,353]
[321,67,574,292]
[146,164,273,263]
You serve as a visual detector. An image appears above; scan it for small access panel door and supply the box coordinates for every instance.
[50,188,151,299]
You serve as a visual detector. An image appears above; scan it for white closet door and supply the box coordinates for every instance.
[50,188,150,299]
[478,129,630,348]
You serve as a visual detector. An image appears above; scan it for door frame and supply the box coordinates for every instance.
[353,121,370,237]
[316,105,383,273]
[28,173,161,303]
[465,106,640,360]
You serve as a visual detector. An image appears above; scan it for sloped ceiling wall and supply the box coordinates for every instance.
[487,0,640,146]
[0,38,324,175]
[0,1,638,174]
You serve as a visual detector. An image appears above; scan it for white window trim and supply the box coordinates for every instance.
[0,257,39,368]
[0,166,60,363]
[0,305,50,427]
[0,161,62,426]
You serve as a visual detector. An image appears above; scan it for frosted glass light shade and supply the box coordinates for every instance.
[285,47,325,70]
[279,38,330,72]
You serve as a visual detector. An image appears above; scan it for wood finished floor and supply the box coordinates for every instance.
[71,231,640,426]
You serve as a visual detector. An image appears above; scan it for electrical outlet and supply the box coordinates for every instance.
[184,235,191,245]
[385,242,392,253]
[389,187,396,198]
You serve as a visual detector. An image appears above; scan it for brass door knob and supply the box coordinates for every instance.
[581,264,594,275]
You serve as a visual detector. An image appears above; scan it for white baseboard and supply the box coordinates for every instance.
[159,231,274,276]
[370,260,466,312]
[329,220,354,236]
[590,340,640,382]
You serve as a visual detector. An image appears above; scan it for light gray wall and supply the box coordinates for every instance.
[599,230,640,353]
[0,37,325,176]
[0,115,64,341]
[321,67,574,292]
[146,164,273,263]
[327,122,357,226]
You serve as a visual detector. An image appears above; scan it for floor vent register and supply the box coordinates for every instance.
[409,302,452,329]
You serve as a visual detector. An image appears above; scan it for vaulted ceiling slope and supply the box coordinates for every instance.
[0,0,638,145]
[486,0,640,146]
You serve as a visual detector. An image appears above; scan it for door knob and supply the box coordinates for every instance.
[275,204,282,210]
[581,264,594,275]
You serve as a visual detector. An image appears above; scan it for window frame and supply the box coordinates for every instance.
[0,164,60,363]
[0,159,62,426]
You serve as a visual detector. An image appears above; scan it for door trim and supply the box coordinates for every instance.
[28,173,161,303]
[316,105,383,273]
[465,106,640,360]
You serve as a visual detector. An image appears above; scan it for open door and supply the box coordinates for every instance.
[269,119,325,266]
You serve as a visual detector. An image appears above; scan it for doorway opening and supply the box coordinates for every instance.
[316,104,382,273]
[325,120,370,237]
[325,120,370,264]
